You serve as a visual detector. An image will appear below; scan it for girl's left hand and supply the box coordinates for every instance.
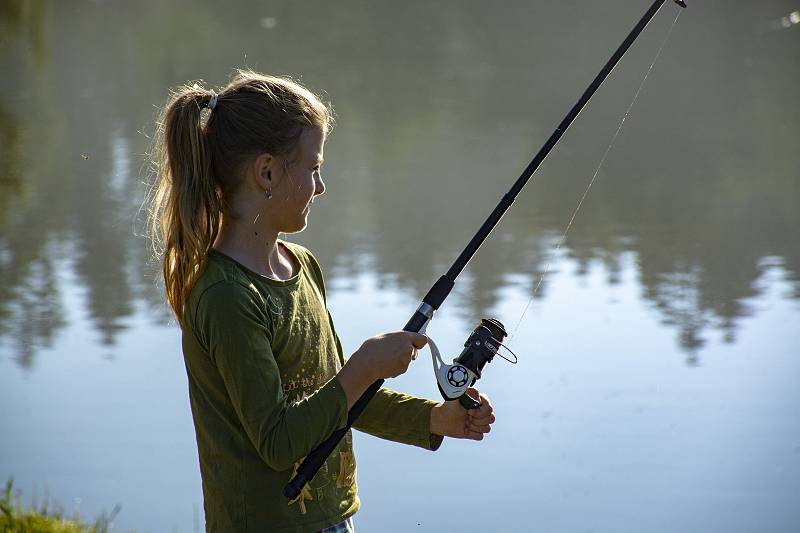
[430,388,495,440]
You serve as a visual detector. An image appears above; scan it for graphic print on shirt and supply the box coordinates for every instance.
[288,459,314,515]
[285,383,348,514]
[288,453,338,515]
[282,373,330,398]
[312,459,331,503]
[336,431,356,488]
[265,293,283,316]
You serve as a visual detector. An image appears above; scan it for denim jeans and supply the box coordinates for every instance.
[318,516,354,533]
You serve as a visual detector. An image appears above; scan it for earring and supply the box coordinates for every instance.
[266,189,272,200]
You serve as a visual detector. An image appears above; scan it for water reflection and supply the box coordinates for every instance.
[0,0,47,70]
[0,0,797,368]
[0,252,65,369]
[0,106,23,223]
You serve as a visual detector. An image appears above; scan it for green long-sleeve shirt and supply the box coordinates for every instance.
[181,241,442,533]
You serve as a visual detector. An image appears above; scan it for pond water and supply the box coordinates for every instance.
[1,1,799,532]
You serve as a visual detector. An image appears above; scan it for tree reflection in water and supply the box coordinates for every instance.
[0,0,797,368]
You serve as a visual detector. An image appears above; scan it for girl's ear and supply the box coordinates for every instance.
[252,152,275,190]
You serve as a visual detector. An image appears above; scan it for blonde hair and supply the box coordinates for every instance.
[147,70,332,323]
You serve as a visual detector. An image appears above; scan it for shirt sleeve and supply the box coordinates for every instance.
[354,386,444,451]
[194,280,349,471]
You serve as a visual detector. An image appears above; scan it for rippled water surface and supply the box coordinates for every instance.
[1,1,799,532]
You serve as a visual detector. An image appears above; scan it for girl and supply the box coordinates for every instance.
[148,70,495,533]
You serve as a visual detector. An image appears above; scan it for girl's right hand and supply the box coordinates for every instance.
[353,331,428,381]
[337,331,428,409]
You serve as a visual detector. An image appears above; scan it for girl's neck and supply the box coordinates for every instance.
[213,222,296,280]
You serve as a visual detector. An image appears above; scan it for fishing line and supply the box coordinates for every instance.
[508,10,682,346]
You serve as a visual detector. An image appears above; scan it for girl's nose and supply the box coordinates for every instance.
[314,174,326,197]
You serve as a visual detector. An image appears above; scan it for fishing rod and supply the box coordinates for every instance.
[285,0,687,500]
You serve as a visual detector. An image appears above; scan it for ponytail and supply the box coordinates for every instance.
[149,84,221,324]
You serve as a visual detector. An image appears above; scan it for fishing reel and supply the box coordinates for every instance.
[428,318,516,409]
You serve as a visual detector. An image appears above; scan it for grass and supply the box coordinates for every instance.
[0,479,126,533]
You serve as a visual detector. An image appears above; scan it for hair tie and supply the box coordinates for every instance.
[208,91,218,111]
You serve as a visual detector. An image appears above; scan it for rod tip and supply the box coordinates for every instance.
[674,0,687,7]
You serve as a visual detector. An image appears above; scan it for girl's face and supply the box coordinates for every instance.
[273,127,326,234]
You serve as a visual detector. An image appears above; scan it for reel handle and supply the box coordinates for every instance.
[459,391,482,410]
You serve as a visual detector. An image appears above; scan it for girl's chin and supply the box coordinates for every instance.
[282,215,309,235]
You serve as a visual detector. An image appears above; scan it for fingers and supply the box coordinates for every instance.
[465,430,485,441]
[467,421,493,436]
[464,417,489,440]
[466,409,495,432]
[402,332,426,362]
[468,410,496,425]
[468,407,495,424]
[465,388,494,438]
[406,331,428,349]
